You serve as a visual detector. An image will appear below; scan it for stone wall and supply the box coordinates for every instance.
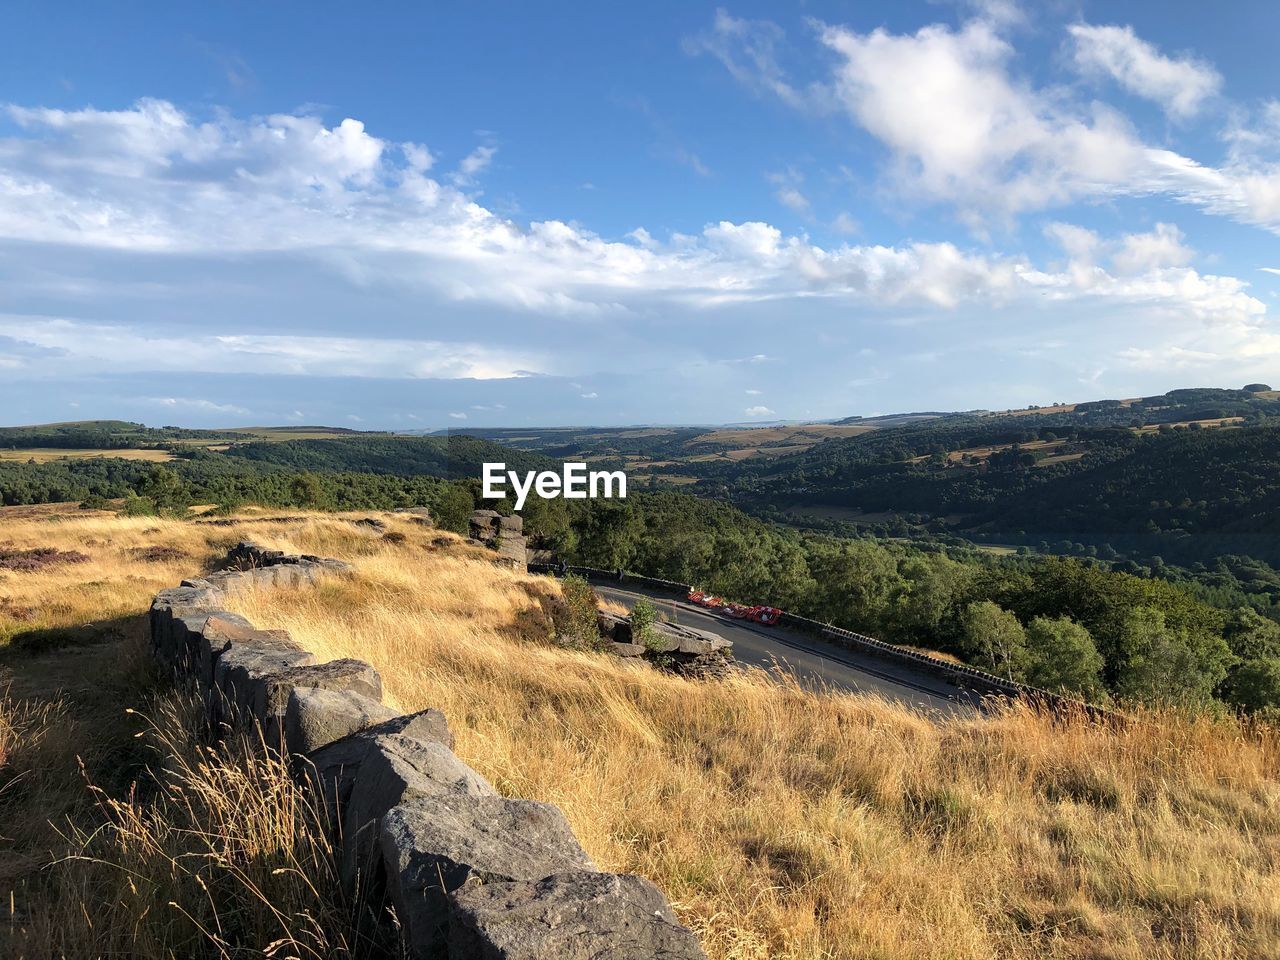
[150,540,706,959]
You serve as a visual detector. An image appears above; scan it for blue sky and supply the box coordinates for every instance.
[1,1,1278,428]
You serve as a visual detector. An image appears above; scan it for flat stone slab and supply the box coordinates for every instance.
[261,658,383,721]
[447,870,707,959]
[646,622,732,656]
[284,686,399,755]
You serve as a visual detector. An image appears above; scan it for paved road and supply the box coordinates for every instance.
[594,584,980,716]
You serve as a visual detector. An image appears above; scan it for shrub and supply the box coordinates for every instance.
[553,574,603,649]
[631,597,659,650]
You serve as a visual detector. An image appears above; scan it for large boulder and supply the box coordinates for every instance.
[340,734,497,887]
[260,658,383,726]
[213,639,316,726]
[305,710,456,820]
[446,870,708,959]
[379,795,595,959]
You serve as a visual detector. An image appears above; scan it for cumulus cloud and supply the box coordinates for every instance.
[0,97,1267,323]
[141,396,250,415]
[1068,23,1221,119]
[745,405,776,417]
[697,13,1280,233]
[0,96,1274,423]
[1111,223,1193,275]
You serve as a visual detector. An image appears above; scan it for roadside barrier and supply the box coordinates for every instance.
[530,562,1119,723]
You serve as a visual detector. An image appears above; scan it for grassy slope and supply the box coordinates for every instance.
[1,511,1278,958]
[219,520,1280,960]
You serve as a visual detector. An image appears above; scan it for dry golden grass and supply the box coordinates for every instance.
[205,518,1280,960]
[2,510,1279,959]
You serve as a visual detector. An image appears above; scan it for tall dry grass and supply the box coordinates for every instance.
[2,510,1279,959]
[210,519,1280,960]
[0,510,397,958]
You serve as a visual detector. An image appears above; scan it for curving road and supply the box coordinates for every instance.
[594,584,981,716]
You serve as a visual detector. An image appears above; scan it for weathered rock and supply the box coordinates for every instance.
[497,514,524,534]
[284,687,399,755]
[446,870,707,960]
[646,621,732,656]
[596,612,631,644]
[199,614,290,687]
[495,536,528,571]
[260,658,383,724]
[306,709,456,817]
[611,642,646,658]
[214,640,316,726]
[341,734,497,887]
[379,795,595,959]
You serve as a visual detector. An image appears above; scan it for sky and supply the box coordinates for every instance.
[0,0,1278,429]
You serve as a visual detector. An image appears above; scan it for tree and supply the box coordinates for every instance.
[289,472,331,509]
[1024,616,1104,699]
[806,540,901,632]
[136,465,190,512]
[888,554,974,646]
[432,483,475,535]
[959,601,1028,680]
[1220,658,1280,714]
[1224,608,1280,661]
[1113,607,1232,705]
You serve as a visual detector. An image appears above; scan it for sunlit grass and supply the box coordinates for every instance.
[1,509,1277,959]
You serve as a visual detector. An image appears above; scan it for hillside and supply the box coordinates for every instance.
[1,509,1277,958]
[671,388,1280,563]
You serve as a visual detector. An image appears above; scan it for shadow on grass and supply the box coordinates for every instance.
[5,613,142,655]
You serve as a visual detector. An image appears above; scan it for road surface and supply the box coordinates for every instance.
[594,583,980,716]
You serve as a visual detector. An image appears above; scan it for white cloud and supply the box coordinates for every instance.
[1261,267,1280,276]
[769,169,810,214]
[816,20,1146,219]
[580,391,598,399]
[142,396,250,415]
[457,144,496,179]
[448,411,467,420]
[684,9,813,109]
[1111,223,1193,275]
[0,317,542,380]
[698,14,1280,233]
[0,96,1272,402]
[1068,23,1221,119]
[745,388,762,395]
[832,212,859,234]
[745,405,776,417]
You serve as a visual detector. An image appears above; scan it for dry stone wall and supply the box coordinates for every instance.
[150,540,706,960]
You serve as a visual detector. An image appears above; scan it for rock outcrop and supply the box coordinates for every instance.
[596,610,735,679]
[149,538,705,960]
[468,510,528,571]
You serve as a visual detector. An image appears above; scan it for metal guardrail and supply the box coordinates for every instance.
[529,562,1118,722]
